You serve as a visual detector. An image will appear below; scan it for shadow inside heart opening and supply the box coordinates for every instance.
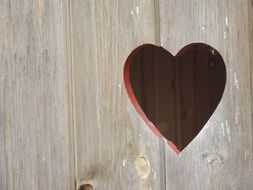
[124,43,226,152]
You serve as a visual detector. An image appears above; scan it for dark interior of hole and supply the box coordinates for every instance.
[129,44,226,150]
[79,184,93,190]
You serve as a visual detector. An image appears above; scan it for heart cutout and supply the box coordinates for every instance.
[124,43,226,153]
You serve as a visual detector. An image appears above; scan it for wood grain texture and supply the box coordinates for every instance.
[0,0,74,189]
[249,0,253,184]
[71,0,253,189]
[70,0,164,189]
[2,0,251,189]
[160,0,253,189]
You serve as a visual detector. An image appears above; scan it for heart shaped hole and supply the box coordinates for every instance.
[124,43,226,153]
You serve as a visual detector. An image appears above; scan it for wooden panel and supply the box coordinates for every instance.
[140,48,157,122]
[152,48,177,143]
[194,48,211,135]
[160,0,253,189]
[0,0,74,189]
[130,53,143,107]
[249,0,253,180]
[177,50,196,150]
[70,1,164,189]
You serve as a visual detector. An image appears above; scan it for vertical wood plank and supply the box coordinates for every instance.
[160,0,253,189]
[140,48,157,122]
[0,0,74,189]
[153,48,176,142]
[130,54,143,107]
[194,48,211,134]
[248,0,253,177]
[70,0,163,189]
[177,50,196,150]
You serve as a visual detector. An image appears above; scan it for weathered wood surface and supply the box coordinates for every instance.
[70,1,166,189]
[0,0,252,189]
[250,1,253,173]
[71,0,253,189]
[0,0,74,189]
[160,0,253,189]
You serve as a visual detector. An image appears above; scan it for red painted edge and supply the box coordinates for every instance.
[123,43,222,155]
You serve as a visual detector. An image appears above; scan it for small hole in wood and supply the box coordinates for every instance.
[124,43,226,152]
[79,184,93,190]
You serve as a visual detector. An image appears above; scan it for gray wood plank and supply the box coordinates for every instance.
[70,0,164,189]
[0,0,75,189]
[160,0,253,189]
[249,0,253,182]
